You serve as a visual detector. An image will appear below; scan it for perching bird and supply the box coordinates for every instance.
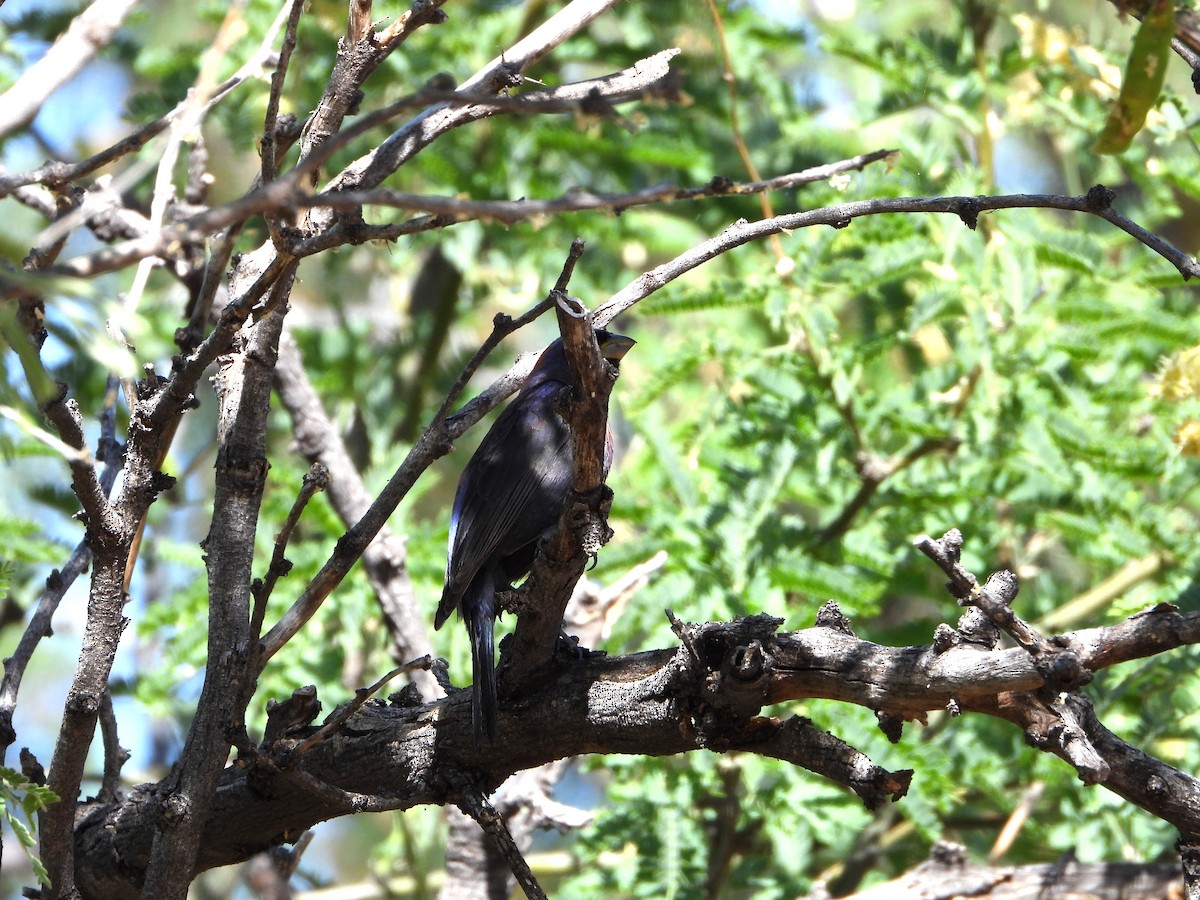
[436,329,635,744]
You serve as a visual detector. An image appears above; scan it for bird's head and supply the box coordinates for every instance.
[596,329,636,368]
[529,329,636,383]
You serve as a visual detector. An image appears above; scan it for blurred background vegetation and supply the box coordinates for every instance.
[2,0,1200,896]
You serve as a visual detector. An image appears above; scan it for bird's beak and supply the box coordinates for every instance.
[599,332,636,364]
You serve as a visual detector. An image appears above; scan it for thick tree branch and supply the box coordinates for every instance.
[68,600,1200,898]
[140,266,295,899]
[850,840,1181,899]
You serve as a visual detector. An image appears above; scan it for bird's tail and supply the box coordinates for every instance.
[467,575,498,746]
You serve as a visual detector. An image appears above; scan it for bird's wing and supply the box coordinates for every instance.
[442,380,573,604]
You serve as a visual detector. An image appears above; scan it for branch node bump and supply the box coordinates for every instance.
[957,198,980,229]
[815,600,855,636]
[1085,183,1115,211]
[876,711,904,743]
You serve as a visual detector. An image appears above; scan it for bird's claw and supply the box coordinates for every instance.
[556,630,604,662]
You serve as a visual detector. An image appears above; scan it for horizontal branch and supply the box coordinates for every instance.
[0,0,138,140]
[301,149,897,226]
[595,186,1200,324]
[72,602,1200,897]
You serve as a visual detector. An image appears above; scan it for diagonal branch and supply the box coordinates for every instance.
[322,0,628,197]
[0,0,139,140]
[273,331,441,699]
[255,243,587,669]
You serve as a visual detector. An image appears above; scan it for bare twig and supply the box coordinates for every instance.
[705,0,784,260]
[97,690,130,804]
[300,149,897,225]
[261,0,307,185]
[453,784,549,900]
[298,48,680,196]
[250,463,331,655]
[289,659,430,758]
[179,222,244,353]
[595,187,1200,325]
[914,529,1054,656]
[817,436,962,546]
[27,0,294,255]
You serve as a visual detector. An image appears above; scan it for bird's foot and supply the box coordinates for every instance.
[556,630,605,662]
[495,586,524,617]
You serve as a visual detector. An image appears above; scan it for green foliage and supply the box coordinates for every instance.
[0,766,58,888]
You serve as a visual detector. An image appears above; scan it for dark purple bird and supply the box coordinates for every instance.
[436,330,635,744]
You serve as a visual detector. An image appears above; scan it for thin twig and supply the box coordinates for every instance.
[261,0,307,185]
[705,0,784,259]
[817,436,962,547]
[289,659,431,758]
[179,222,245,353]
[97,690,129,803]
[300,150,897,225]
[594,188,1200,326]
[430,238,584,430]
[250,463,331,656]
[914,529,1053,658]
[454,785,549,900]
